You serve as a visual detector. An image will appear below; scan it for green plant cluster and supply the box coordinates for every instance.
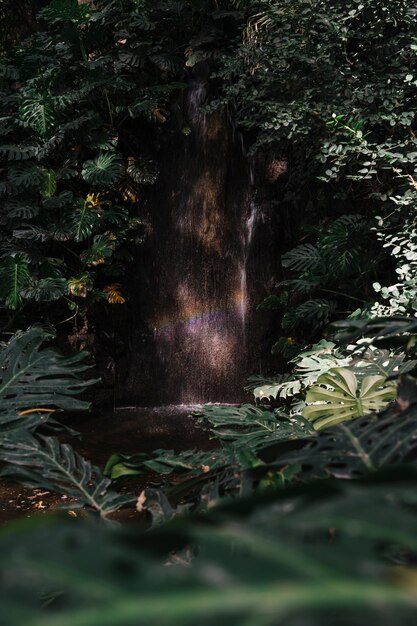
[0,0,245,329]
[0,326,134,516]
[215,0,417,341]
[2,323,417,624]
[0,0,161,324]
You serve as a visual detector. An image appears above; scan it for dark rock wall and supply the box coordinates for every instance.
[95,80,283,406]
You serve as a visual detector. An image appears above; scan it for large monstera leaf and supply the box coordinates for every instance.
[0,433,134,516]
[303,367,396,430]
[273,377,417,480]
[199,404,315,450]
[82,151,125,187]
[0,326,98,432]
[0,254,29,309]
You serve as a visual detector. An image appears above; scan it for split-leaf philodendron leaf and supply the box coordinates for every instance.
[303,367,396,430]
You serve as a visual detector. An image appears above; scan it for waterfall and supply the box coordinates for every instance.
[239,201,259,340]
[118,79,277,407]
[149,82,248,403]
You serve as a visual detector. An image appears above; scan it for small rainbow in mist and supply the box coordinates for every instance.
[153,291,245,336]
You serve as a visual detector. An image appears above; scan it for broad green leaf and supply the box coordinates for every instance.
[40,169,57,197]
[0,254,29,309]
[0,326,98,429]
[275,381,417,479]
[0,433,133,516]
[19,92,55,138]
[199,404,315,450]
[82,152,125,187]
[303,368,396,429]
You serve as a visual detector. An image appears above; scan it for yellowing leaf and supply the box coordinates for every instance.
[104,283,126,304]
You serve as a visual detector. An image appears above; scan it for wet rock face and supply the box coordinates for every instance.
[113,80,280,406]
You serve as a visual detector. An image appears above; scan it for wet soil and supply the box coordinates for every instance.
[0,406,215,525]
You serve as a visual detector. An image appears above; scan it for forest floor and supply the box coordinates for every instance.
[0,407,214,524]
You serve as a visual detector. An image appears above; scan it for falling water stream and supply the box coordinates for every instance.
[118,79,277,406]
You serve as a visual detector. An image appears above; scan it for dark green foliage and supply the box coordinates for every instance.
[104,447,252,480]
[199,404,315,450]
[0,433,134,515]
[0,326,135,516]
[0,255,30,309]
[274,379,417,480]
[331,316,417,347]
[215,0,417,342]
[0,0,248,329]
[277,215,372,335]
[81,152,125,187]
[21,276,69,302]
[0,0,231,327]
[0,326,98,421]
[3,470,417,624]
[126,157,159,184]
[20,92,56,138]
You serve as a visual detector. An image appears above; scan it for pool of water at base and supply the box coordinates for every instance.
[0,405,217,525]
